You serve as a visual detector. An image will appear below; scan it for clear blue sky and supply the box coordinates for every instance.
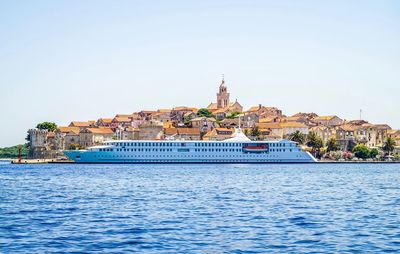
[0,0,399,147]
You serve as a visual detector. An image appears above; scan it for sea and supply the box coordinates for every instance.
[0,163,399,253]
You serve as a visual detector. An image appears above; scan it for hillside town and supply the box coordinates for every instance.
[27,79,400,161]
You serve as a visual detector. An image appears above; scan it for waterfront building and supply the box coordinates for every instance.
[151,109,172,123]
[312,115,343,127]
[171,107,198,123]
[219,118,239,128]
[121,127,139,140]
[164,127,201,140]
[55,126,80,150]
[28,129,58,158]
[190,117,217,134]
[388,129,400,147]
[111,116,132,128]
[138,122,164,140]
[79,127,114,147]
[69,121,95,131]
[203,128,234,141]
[247,104,282,117]
[310,125,335,144]
[256,123,284,138]
[259,116,281,124]
[96,118,113,127]
[280,122,309,137]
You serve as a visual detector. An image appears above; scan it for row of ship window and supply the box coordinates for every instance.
[108,142,293,147]
[98,148,297,152]
[94,154,286,158]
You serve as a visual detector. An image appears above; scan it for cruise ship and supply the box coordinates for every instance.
[64,129,317,163]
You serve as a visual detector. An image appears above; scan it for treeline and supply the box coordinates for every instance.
[0,145,28,158]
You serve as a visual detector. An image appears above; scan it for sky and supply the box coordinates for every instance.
[0,0,399,147]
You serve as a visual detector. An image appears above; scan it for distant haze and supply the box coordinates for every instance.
[0,0,399,147]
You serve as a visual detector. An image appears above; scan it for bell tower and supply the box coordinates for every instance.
[217,76,230,109]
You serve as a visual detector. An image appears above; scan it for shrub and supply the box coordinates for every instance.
[353,144,370,159]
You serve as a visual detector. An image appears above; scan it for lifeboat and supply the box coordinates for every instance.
[243,144,268,152]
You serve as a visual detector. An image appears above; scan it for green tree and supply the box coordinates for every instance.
[36,122,57,132]
[250,126,261,139]
[225,112,241,119]
[326,138,340,152]
[197,108,213,118]
[288,131,306,144]
[0,144,28,159]
[307,131,323,156]
[352,144,370,159]
[369,148,379,159]
[383,137,396,155]
[69,143,84,150]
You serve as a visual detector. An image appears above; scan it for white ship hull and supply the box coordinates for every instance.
[64,139,317,164]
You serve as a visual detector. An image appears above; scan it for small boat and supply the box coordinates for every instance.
[243,144,268,153]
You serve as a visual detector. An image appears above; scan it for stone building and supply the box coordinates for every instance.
[310,125,335,144]
[190,117,217,134]
[79,128,114,147]
[138,122,164,140]
[121,127,139,140]
[312,115,343,127]
[69,121,95,131]
[207,78,243,113]
[203,128,234,141]
[27,129,58,158]
[164,127,201,140]
[55,126,80,150]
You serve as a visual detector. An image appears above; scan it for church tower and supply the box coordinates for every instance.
[217,77,230,109]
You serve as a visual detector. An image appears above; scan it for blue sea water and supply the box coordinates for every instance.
[0,163,399,253]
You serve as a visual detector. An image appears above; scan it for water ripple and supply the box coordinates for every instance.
[0,163,399,253]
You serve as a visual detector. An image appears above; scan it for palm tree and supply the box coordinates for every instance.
[288,131,305,144]
[250,126,261,140]
[326,137,340,152]
[383,137,396,155]
[307,131,323,157]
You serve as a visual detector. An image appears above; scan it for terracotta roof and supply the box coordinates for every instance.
[69,121,93,127]
[310,125,331,132]
[115,114,132,118]
[388,129,400,135]
[313,115,338,121]
[157,109,172,113]
[247,106,261,112]
[173,106,197,111]
[207,103,218,110]
[57,127,80,135]
[283,116,302,122]
[98,118,113,123]
[256,123,283,129]
[213,108,226,114]
[280,122,308,128]
[338,124,357,132]
[374,124,391,130]
[113,117,131,123]
[259,116,279,123]
[85,128,114,134]
[164,128,200,135]
[203,128,233,138]
[292,112,318,118]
